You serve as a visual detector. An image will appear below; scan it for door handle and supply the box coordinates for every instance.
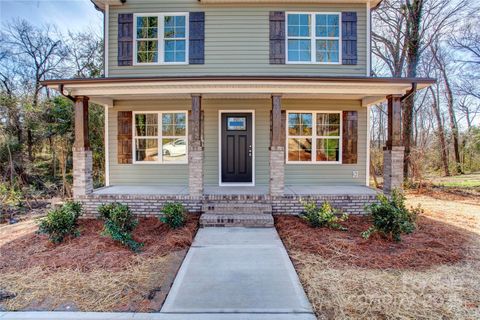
[248,145,252,157]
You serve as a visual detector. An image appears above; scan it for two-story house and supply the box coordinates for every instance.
[43,0,434,224]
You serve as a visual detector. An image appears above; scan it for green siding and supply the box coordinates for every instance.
[284,99,367,186]
[108,100,190,186]
[108,0,368,77]
[107,98,367,187]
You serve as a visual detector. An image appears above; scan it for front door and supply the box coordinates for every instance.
[221,113,253,184]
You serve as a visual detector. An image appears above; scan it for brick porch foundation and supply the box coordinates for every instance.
[79,192,378,217]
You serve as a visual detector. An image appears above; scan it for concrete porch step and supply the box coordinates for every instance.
[200,213,274,228]
[202,202,272,215]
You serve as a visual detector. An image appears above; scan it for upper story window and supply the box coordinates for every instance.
[286,13,341,64]
[134,13,188,65]
[286,111,342,164]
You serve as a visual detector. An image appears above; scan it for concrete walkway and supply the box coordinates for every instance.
[1,228,316,320]
[161,227,315,319]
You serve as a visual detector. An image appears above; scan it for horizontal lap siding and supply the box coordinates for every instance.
[203,99,270,186]
[108,0,367,77]
[284,100,367,186]
[108,100,190,186]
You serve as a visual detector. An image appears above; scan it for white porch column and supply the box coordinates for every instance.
[383,95,404,193]
[73,96,93,198]
[189,94,204,197]
[270,94,285,196]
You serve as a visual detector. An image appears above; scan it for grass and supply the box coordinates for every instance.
[277,193,480,319]
[429,172,480,188]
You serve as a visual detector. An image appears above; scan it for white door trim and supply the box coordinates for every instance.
[218,110,256,187]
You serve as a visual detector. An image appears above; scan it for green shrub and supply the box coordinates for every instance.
[160,202,186,229]
[362,190,422,242]
[98,203,143,252]
[38,201,83,243]
[300,201,349,230]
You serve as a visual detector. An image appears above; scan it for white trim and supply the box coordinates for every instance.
[104,4,109,77]
[132,110,189,164]
[104,105,110,186]
[133,12,189,66]
[285,12,342,65]
[366,105,371,186]
[366,2,371,76]
[218,110,256,186]
[285,110,343,165]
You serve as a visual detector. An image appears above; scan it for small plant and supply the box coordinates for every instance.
[38,201,83,243]
[160,202,186,229]
[362,189,422,242]
[98,203,143,252]
[300,201,349,230]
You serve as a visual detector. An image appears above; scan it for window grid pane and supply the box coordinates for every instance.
[287,112,341,163]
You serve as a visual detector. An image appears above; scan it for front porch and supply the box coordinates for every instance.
[43,76,434,217]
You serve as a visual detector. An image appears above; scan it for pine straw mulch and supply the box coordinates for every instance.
[275,214,469,270]
[276,196,480,319]
[0,215,199,312]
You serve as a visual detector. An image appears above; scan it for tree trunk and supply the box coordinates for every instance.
[429,87,450,176]
[402,0,424,180]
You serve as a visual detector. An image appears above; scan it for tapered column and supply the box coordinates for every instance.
[73,96,93,198]
[383,95,404,193]
[189,94,204,197]
[270,94,285,196]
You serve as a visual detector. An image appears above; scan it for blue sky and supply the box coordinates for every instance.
[0,0,103,32]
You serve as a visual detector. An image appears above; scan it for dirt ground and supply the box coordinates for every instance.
[276,191,480,319]
[0,215,199,312]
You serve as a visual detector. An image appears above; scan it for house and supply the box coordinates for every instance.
[43,0,434,225]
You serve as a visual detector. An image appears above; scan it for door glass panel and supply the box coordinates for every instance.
[227,117,247,131]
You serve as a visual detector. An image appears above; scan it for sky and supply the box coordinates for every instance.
[0,0,103,32]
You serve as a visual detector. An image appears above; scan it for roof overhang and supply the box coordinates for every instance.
[90,0,124,11]
[42,76,434,107]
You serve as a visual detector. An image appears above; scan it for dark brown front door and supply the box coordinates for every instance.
[221,113,253,183]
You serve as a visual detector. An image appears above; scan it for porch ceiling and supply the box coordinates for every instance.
[43,76,435,107]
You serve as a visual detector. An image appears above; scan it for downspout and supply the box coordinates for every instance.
[401,83,417,102]
[59,84,76,102]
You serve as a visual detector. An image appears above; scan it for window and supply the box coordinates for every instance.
[135,13,188,64]
[133,112,188,163]
[287,13,341,64]
[287,111,341,163]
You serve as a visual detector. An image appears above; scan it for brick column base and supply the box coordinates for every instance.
[189,146,204,197]
[383,146,405,193]
[270,146,285,196]
[73,148,93,199]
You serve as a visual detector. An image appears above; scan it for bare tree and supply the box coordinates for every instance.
[67,29,104,78]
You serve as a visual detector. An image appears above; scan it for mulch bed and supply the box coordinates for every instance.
[0,215,199,273]
[275,214,470,270]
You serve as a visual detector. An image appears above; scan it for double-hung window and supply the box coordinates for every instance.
[287,111,342,163]
[134,112,188,164]
[287,12,341,64]
[135,13,188,64]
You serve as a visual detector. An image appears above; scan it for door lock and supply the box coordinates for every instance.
[248,145,252,157]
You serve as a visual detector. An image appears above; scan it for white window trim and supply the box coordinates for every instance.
[133,12,189,65]
[285,110,343,165]
[286,12,342,65]
[132,111,189,164]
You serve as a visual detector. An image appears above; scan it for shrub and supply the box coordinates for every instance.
[98,203,143,252]
[300,201,349,230]
[362,190,422,242]
[38,201,83,243]
[160,202,186,229]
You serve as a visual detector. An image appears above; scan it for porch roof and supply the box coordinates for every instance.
[42,76,435,107]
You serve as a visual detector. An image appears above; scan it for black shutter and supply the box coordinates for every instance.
[342,12,357,65]
[270,11,285,64]
[189,12,205,64]
[118,13,133,66]
[342,111,358,164]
